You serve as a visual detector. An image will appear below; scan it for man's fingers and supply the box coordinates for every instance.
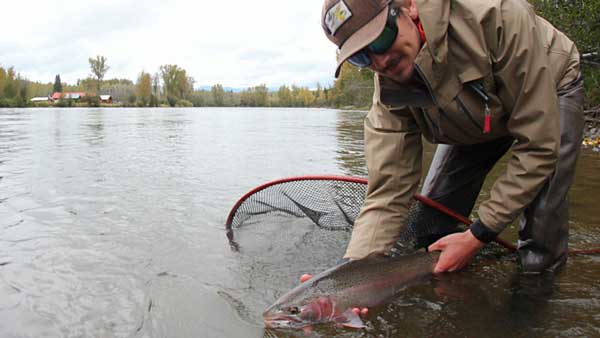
[300,274,313,283]
[428,238,445,252]
[433,261,446,274]
[352,307,369,317]
[430,239,447,273]
[433,252,452,273]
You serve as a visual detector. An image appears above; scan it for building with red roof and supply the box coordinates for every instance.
[51,92,87,101]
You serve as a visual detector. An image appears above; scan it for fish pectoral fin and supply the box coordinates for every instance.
[335,309,366,329]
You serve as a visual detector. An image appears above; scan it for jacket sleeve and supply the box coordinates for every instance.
[344,74,423,259]
[473,0,560,239]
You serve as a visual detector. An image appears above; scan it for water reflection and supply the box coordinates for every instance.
[335,110,366,177]
[81,108,105,146]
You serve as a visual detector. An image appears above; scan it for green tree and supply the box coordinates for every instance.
[331,63,374,108]
[136,71,152,106]
[297,87,316,107]
[53,74,63,93]
[150,72,160,106]
[277,85,293,106]
[160,64,193,105]
[314,83,328,107]
[75,77,97,92]
[3,67,18,99]
[18,80,29,106]
[28,81,53,98]
[529,0,600,107]
[0,67,6,99]
[189,90,206,106]
[211,84,225,106]
[88,55,110,93]
[240,84,269,107]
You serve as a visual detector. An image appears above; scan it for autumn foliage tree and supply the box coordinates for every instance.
[135,71,152,106]
[160,64,193,106]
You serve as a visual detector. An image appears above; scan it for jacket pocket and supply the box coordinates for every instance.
[451,80,493,138]
[367,104,419,132]
[456,81,491,133]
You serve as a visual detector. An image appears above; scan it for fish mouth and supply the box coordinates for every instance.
[263,314,306,329]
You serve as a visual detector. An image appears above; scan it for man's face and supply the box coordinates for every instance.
[367,12,421,84]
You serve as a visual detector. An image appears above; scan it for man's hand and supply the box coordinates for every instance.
[428,230,485,273]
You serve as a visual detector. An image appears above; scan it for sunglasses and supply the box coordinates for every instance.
[347,8,399,68]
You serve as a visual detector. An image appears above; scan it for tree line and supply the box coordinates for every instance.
[1,0,597,109]
[0,58,344,109]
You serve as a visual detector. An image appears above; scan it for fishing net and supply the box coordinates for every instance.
[226,176,366,232]
[225,175,476,256]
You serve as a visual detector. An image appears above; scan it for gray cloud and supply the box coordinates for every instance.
[2,0,336,88]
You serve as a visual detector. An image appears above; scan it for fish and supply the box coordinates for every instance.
[263,250,440,329]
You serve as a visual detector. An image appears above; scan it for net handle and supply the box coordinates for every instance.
[413,195,516,252]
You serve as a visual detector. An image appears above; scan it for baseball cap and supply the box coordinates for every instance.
[321,0,391,77]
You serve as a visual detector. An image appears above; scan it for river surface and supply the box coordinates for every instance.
[0,107,598,338]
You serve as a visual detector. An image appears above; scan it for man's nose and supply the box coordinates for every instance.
[369,52,389,71]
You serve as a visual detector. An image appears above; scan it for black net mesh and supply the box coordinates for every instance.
[227,178,367,232]
[393,200,465,255]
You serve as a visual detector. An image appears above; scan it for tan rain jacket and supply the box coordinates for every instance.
[345,0,580,259]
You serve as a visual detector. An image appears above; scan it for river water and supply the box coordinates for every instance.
[0,108,598,338]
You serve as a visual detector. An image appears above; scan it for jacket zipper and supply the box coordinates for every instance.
[413,64,438,106]
[468,82,492,134]
[456,95,483,131]
[413,64,443,141]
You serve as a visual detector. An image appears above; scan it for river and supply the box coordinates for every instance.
[0,108,598,337]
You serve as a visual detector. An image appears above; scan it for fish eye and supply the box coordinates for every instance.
[286,306,300,315]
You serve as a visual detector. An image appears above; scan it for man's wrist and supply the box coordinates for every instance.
[469,219,498,243]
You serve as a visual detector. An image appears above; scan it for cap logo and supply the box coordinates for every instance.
[325,0,352,36]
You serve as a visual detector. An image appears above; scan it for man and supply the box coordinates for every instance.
[321,0,584,274]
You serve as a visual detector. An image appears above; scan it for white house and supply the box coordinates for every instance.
[99,95,113,104]
[30,96,52,102]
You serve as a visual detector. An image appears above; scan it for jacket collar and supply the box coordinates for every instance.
[412,0,461,108]
[415,0,450,65]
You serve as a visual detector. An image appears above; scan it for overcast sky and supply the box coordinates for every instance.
[0,0,338,89]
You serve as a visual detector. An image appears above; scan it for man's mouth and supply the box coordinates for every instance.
[381,58,400,74]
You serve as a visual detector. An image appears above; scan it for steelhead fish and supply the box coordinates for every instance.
[263,251,440,329]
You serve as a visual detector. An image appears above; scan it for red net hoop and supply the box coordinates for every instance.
[226,176,368,249]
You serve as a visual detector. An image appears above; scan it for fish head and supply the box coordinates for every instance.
[263,296,335,329]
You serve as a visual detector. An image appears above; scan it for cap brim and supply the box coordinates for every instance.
[334,6,389,78]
